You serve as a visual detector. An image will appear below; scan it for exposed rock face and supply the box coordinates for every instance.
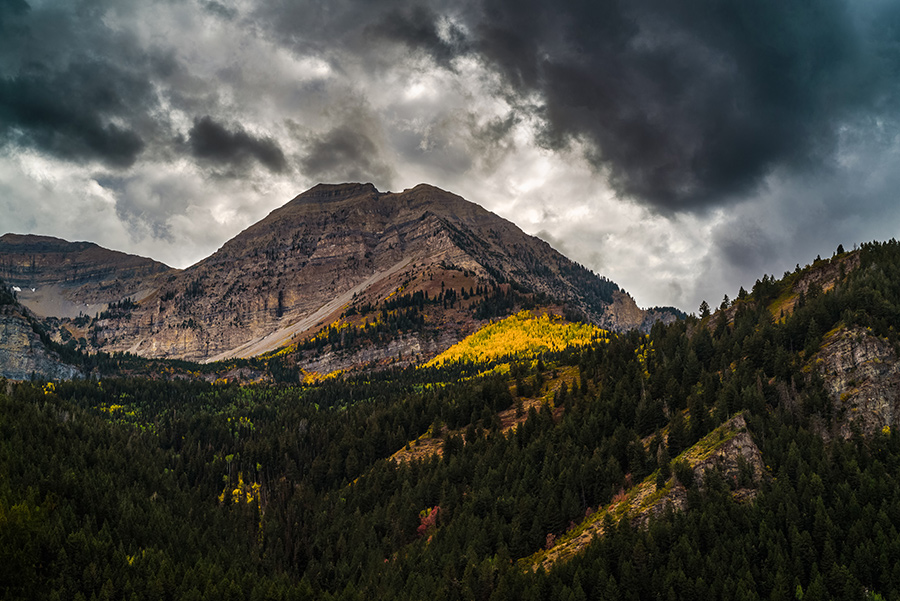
[632,414,765,528]
[596,290,645,331]
[0,234,173,317]
[792,253,860,298]
[771,252,860,319]
[598,290,679,332]
[0,305,82,380]
[83,182,516,361]
[2,183,678,364]
[814,326,900,438]
[300,330,461,374]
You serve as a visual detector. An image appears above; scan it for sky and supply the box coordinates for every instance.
[2,0,900,312]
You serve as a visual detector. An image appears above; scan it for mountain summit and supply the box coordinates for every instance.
[1,183,677,368]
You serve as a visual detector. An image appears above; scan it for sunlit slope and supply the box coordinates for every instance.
[426,310,608,367]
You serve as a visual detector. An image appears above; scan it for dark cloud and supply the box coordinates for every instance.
[301,124,394,188]
[713,221,776,273]
[188,116,287,173]
[200,1,237,20]
[0,0,29,28]
[251,0,900,213]
[249,0,472,72]
[365,5,467,67]
[405,0,900,213]
[0,61,148,167]
[0,1,172,169]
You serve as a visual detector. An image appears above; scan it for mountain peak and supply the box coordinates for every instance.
[403,183,447,194]
[0,233,97,252]
[0,233,171,288]
[290,182,380,204]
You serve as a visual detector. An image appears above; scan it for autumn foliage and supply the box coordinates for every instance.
[427,310,608,368]
[417,505,440,536]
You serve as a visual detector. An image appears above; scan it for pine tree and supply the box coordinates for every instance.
[699,300,711,319]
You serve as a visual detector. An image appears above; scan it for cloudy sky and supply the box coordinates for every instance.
[2,0,900,311]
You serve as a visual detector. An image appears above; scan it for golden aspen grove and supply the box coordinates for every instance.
[427,310,609,368]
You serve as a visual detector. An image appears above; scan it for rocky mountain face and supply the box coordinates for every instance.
[599,290,679,332]
[1,183,677,367]
[0,234,172,318]
[0,286,83,381]
[814,325,900,439]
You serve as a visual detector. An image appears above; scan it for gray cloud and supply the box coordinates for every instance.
[189,115,287,174]
[0,0,29,28]
[714,222,776,274]
[300,113,395,189]
[95,174,181,242]
[0,1,170,169]
[681,130,900,310]
[247,0,900,215]
[365,4,468,67]
[0,61,148,167]
[452,0,900,212]
[200,1,237,20]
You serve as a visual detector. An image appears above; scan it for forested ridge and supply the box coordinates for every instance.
[4,241,900,599]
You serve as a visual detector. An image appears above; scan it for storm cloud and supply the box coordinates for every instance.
[0,0,29,29]
[365,5,468,68]
[300,124,395,189]
[0,61,149,168]
[452,0,900,212]
[2,0,900,311]
[245,0,900,214]
[189,116,287,173]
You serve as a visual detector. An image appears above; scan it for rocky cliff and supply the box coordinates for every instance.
[769,252,860,319]
[814,325,900,438]
[0,302,82,381]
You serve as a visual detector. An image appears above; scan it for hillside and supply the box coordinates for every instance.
[5,240,900,599]
[0,183,678,373]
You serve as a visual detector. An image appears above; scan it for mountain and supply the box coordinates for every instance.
[0,183,678,370]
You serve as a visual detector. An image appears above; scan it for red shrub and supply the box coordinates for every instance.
[417,506,440,537]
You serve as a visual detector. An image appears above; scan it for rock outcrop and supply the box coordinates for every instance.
[769,252,860,319]
[0,305,82,380]
[597,290,679,332]
[630,414,764,528]
[814,326,900,438]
